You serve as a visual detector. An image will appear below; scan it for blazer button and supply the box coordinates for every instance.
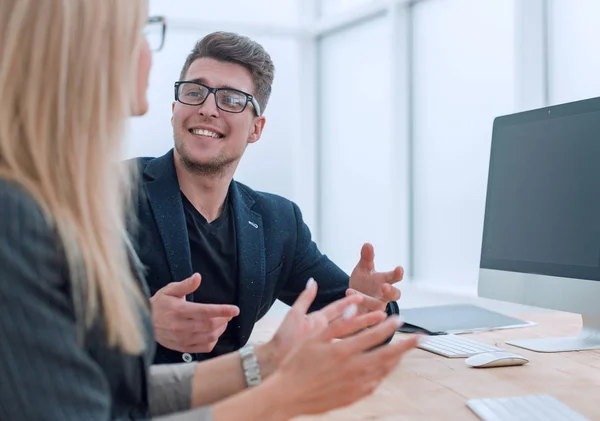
[182,353,193,363]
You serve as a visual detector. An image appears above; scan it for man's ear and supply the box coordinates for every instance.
[247,116,266,144]
[171,102,176,126]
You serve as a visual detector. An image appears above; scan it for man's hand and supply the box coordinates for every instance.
[150,273,240,353]
[347,243,403,313]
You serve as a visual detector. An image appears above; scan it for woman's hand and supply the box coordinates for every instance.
[210,280,418,421]
[264,300,418,419]
[263,278,365,372]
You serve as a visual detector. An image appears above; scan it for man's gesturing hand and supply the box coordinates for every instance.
[150,273,240,353]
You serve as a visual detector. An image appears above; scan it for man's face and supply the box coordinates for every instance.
[171,57,265,175]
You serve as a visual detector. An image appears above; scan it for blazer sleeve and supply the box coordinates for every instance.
[0,184,215,421]
[277,202,349,311]
[149,363,213,421]
[0,184,124,420]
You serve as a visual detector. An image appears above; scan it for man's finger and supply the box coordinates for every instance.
[174,317,232,333]
[160,273,202,297]
[290,278,318,315]
[319,294,364,322]
[210,321,229,339]
[356,243,375,272]
[346,288,386,312]
[383,266,404,284]
[182,320,230,345]
[184,337,222,353]
[381,284,401,302]
[180,301,240,319]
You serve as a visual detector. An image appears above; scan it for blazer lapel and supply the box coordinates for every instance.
[143,150,194,301]
[230,182,266,346]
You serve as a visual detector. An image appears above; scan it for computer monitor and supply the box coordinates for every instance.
[478,96,600,353]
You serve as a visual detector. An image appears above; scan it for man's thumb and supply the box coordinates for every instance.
[162,273,201,297]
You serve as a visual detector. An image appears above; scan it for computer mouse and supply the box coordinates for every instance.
[465,351,529,368]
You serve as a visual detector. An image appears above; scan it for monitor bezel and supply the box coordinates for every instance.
[479,96,600,282]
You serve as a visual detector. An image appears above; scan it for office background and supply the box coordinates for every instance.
[128,0,600,295]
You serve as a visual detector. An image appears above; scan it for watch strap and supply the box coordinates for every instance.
[239,345,262,387]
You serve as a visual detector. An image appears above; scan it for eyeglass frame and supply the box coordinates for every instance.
[174,81,262,116]
[146,16,166,52]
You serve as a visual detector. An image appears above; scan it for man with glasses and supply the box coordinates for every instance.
[132,32,404,365]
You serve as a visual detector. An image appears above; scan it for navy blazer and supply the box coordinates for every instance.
[131,149,355,364]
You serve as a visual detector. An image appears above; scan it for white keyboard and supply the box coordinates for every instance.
[467,394,591,421]
[418,334,504,358]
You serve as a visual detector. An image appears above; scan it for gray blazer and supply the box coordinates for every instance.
[0,180,213,420]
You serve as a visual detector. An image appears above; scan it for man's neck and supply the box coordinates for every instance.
[174,157,234,223]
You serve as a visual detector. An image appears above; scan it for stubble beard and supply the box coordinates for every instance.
[174,136,238,178]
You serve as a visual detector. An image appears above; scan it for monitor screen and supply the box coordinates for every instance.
[480,97,600,281]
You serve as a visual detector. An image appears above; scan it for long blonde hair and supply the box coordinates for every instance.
[0,0,149,353]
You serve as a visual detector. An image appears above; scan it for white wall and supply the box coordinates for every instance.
[127,0,319,231]
[319,0,378,17]
[149,0,301,25]
[411,0,518,293]
[548,0,600,105]
[319,17,401,274]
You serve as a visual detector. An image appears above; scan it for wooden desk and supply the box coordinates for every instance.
[250,313,600,420]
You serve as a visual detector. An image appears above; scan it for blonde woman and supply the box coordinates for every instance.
[0,1,418,420]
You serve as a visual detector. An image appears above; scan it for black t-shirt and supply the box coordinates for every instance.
[181,192,239,360]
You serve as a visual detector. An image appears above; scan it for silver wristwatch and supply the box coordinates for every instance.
[239,345,262,387]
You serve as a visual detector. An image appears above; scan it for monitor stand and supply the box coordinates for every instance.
[506,314,600,353]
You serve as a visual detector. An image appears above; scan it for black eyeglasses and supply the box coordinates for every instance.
[174,81,261,116]
[145,16,166,52]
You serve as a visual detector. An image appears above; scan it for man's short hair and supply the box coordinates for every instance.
[179,32,275,115]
